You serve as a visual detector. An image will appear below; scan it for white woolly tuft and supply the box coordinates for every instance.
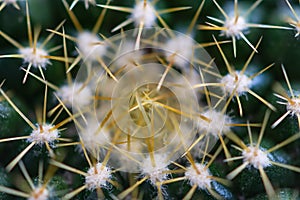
[131,1,156,27]
[221,71,252,96]
[141,154,170,185]
[80,117,110,153]
[242,146,271,169]
[185,163,212,190]
[57,82,92,109]
[28,124,60,146]
[19,47,49,69]
[222,16,247,38]
[287,97,300,115]
[164,35,194,67]
[197,109,232,137]
[28,187,49,200]
[77,31,106,62]
[114,40,142,70]
[85,162,112,190]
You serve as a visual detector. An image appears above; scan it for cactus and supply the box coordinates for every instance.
[0,0,300,199]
